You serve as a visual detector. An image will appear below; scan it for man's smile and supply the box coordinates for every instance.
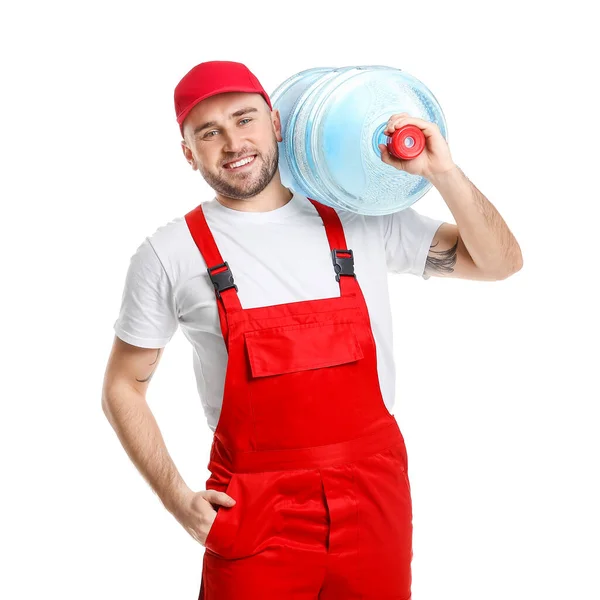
[223,155,257,170]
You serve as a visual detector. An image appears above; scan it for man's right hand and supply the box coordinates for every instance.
[170,489,237,546]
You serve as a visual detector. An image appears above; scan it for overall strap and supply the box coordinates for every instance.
[184,204,242,347]
[307,198,362,298]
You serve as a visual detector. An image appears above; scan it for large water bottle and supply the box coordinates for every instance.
[270,65,448,215]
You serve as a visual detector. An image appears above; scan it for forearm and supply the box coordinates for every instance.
[429,165,523,277]
[102,386,192,513]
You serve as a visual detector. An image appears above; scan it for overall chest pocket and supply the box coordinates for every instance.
[244,320,364,378]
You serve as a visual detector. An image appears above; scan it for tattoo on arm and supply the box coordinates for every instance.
[136,349,162,383]
[425,237,458,276]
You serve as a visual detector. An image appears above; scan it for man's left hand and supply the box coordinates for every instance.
[378,113,456,180]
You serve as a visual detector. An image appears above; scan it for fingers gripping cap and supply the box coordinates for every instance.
[174,61,273,137]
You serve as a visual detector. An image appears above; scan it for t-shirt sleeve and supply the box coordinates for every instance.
[381,207,444,278]
[113,238,179,348]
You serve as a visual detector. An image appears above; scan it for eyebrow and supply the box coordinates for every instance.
[193,107,259,136]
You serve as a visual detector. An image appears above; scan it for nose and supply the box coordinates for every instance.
[222,128,246,155]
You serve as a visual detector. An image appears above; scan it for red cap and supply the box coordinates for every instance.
[387,124,426,160]
[174,61,273,137]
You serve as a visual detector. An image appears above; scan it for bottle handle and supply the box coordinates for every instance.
[387,124,426,160]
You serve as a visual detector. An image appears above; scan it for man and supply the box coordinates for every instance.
[102,61,523,599]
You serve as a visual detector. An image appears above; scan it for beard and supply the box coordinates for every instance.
[198,135,280,200]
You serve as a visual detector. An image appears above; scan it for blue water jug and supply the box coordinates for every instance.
[270,65,448,215]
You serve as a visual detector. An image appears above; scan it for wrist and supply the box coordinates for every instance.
[161,479,194,515]
[428,163,460,186]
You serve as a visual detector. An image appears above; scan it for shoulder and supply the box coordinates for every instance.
[146,215,190,254]
[327,202,427,233]
[315,201,377,233]
[124,210,208,297]
[144,211,202,269]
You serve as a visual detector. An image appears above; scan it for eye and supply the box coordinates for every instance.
[203,119,252,139]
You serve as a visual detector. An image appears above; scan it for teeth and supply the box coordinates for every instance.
[226,156,255,169]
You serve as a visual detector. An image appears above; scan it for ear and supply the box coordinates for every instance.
[272,109,283,143]
[181,141,195,169]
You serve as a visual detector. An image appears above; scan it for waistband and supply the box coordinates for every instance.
[229,419,403,473]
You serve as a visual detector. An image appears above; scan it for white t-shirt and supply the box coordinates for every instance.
[113,188,443,432]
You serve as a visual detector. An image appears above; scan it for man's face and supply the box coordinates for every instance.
[181,92,282,200]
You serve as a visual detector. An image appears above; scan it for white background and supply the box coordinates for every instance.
[1,1,598,598]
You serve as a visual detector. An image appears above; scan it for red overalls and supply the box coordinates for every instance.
[185,198,413,600]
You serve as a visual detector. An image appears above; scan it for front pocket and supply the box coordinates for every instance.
[203,474,238,557]
[387,443,412,497]
[204,504,224,550]
[204,471,288,561]
[244,321,364,378]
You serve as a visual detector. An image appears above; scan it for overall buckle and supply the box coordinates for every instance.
[331,249,356,282]
[207,261,238,299]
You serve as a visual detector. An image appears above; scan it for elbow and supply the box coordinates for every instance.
[101,385,122,421]
[509,247,524,277]
[514,253,524,274]
[494,252,524,280]
[101,382,146,420]
[510,242,524,275]
[101,391,114,421]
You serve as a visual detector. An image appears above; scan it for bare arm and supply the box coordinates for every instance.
[101,336,192,513]
[426,166,523,280]
[102,336,235,545]
[423,222,503,281]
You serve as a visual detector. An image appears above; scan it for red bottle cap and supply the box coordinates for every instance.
[387,124,426,160]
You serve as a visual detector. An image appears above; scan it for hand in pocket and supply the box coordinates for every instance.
[169,488,236,546]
